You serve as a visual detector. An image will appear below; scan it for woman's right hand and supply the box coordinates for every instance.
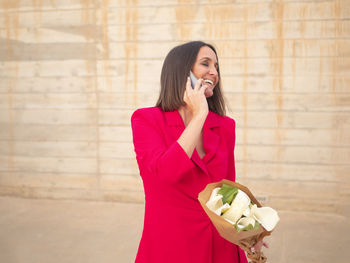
[183,76,209,118]
[251,240,269,253]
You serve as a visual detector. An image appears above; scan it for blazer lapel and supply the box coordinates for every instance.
[163,110,206,170]
[163,110,220,175]
[191,148,209,175]
[202,111,221,164]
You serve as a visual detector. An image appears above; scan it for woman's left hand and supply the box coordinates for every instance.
[251,240,269,253]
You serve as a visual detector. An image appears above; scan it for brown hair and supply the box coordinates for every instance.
[156,41,226,116]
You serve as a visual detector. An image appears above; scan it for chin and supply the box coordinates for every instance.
[204,88,214,98]
[205,92,214,98]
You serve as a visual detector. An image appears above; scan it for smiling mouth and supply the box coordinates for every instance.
[204,79,214,85]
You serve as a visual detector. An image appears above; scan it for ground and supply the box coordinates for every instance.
[0,196,348,263]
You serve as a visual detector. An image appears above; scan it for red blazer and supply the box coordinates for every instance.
[131,107,247,263]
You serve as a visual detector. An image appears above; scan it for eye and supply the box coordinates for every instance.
[201,62,209,67]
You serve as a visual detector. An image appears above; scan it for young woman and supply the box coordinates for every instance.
[131,41,262,262]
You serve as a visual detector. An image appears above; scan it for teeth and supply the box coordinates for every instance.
[204,79,214,85]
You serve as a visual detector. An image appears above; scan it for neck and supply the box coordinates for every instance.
[178,106,192,127]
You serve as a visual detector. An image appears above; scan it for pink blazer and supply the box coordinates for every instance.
[131,107,247,263]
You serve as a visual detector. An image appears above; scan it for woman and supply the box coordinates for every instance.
[131,41,263,262]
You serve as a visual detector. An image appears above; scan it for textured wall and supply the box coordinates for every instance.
[0,0,349,219]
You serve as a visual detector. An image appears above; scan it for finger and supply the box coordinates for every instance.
[263,242,269,248]
[252,241,263,252]
[256,243,263,251]
[183,78,190,101]
[183,89,190,104]
[185,77,193,99]
[186,76,192,92]
[201,84,209,94]
[194,78,203,91]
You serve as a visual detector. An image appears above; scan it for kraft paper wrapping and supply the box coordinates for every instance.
[198,179,272,263]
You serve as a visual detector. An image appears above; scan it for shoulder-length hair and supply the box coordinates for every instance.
[156,41,226,116]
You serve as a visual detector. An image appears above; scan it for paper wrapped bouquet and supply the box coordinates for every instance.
[198,179,279,263]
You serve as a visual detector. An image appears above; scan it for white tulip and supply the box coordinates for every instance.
[243,206,251,217]
[222,190,251,224]
[206,187,223,212]
[236,216,256,230]
[251,204,280,231]
[205,186,279,232]
[214,203,231,216]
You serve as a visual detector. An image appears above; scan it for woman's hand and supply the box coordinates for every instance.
[251,240,269,253]
[183,77,208,118]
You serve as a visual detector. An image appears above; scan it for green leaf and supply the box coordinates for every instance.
[235,221,253,232]
[236,220,260,233]
[253,220,261,229]
[218,184,239,204]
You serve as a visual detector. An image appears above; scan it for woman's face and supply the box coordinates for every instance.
[191,46,219,98]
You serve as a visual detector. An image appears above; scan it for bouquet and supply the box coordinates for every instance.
[198,179,279,263]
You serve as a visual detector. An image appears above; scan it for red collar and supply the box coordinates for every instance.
[164,109,221,129]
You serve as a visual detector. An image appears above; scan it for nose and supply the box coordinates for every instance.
[209,65,218,76]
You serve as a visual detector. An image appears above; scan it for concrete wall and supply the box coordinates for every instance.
[0,0,349,219]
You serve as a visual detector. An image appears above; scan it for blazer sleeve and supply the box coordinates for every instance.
[131,109,196,184]
[226,117,236,182]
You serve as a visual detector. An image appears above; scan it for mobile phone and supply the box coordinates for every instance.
[190,71,199,89]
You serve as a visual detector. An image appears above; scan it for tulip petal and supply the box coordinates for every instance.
[237,216,255,229]
[214,203,231,216]
[243,206,251,217]
[222,190,251,224]
[206,187,224,212]
[251,204,280,231]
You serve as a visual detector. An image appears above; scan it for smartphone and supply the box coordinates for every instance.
[190,71,199,89]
